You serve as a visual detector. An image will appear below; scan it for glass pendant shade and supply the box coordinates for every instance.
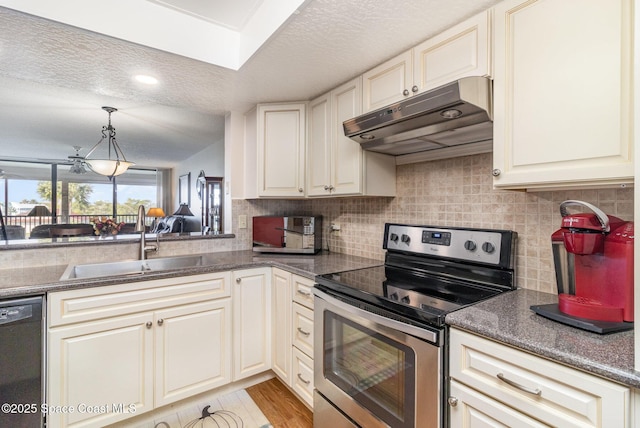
[85,159,134,177]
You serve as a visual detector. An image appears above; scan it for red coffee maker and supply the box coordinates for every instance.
[531,200,634,334]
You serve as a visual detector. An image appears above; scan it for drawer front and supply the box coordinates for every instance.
[292,275,314,309]
[449,380,548,428]
[49,272,231,327]
[292,346,314,408]
[292,302,314,357]
[450,329,630,428]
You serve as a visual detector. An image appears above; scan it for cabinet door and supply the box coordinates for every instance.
[292,302,314,358]
[307,93,332,196]
[272,268,292,384]
[292,347,314,408]
[492,0,633,189]
[257,103,306,197]
[362,50,413,112]
[232,268,272,380]
[449,380,548,428]
[292,274,315,309]
[154,299,232,407]
[331,77,364,195]
[413,10,490,93]
[48,313,154,428]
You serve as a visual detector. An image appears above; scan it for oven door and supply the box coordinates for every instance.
[314,287,442,428]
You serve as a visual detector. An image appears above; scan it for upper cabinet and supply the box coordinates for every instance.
[252,103,307,198]
[492,0,634,190]
[307,77,396,197]
[362,10,491,113]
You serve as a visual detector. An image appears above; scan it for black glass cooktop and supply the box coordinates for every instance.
[315,265,505,327]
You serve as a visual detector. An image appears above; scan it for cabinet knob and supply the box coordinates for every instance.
[447,397,458,407]
[236,277,242,283]
[324,185,330,191]
[146,321,153,329]
[403,89,410,96]
[298,187,304,193]
[157,319,164,326]
[492,168,501,177]
[411,85,419,93]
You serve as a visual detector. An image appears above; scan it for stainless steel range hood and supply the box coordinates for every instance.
[343,76,492,157]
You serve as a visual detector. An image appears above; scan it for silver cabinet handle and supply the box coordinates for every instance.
[402,89,410,96]
[447,397,458,407]
[412,85,419,93]
[324,185,330,191]
[492,168,501,177]
[235,277,241,283]
[296,289,311,296]
[297,327,311,337]
[297,373,310,385]
[496,373,542,396]
[146,321,152,329]
[157,319,164,326]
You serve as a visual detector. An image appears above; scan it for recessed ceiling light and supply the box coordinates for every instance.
[134,74,158,85]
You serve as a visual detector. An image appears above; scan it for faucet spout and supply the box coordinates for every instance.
[135,205,158,260]
[135,205,146,233]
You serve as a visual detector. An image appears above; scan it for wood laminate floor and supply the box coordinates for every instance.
[247,378,313,428]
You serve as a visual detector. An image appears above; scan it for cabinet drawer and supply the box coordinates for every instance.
[292,302,313,358]
[49,272,231,327]
[292,346,314,408]
[450,329,630,428]
[292,275,314,309]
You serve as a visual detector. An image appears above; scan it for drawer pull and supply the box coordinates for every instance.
[297,373,310,385]
[497,373,542,396]
[296,289,311,296]
[297,327,311,337]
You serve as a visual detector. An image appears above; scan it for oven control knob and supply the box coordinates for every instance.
[482,242,495,254]
[401,234,411,244]
[464,240,477,251]
[401,295,411,304]
[389,292,399,301]
[389,233,399,243]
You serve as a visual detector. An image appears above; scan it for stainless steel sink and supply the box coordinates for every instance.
[60,254,209,280]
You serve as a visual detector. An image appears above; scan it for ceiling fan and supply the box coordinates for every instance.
[68,146,87,174]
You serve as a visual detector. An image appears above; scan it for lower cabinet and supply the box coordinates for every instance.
[449,328,631,428]
[47,273,232,428]
[271,268,315,408]
[232,267,272,380]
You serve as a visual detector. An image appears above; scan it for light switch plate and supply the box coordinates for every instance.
[238,215,247,229]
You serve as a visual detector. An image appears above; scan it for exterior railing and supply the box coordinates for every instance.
[2,214,140,238]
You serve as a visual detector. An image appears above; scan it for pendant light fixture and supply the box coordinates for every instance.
[84,106,134,178]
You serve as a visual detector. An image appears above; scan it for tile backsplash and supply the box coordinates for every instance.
[2,153,632,295]
[233,153,634,294]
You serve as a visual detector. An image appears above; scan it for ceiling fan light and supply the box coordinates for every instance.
[85,159,134,177]
[69,161,87,174]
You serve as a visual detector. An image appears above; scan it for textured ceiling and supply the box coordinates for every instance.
[0,0,501,169]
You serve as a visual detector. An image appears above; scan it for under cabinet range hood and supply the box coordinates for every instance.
[343,76,493,156]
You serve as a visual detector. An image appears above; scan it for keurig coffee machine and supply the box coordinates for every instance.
[531,200,634,333]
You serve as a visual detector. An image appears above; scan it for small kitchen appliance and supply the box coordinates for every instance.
[252,216,322,254]
[313,223,517,427]
[531,200,634,334]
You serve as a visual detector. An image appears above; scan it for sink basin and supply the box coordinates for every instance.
[60,255,208,280]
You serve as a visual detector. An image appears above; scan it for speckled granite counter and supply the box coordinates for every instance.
[446,288,640,389]
[0,250,383,299]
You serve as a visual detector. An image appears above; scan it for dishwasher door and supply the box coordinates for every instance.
[0,296,44,428]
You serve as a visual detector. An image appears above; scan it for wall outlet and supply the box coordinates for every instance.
[238,215,247,229]
[331,223,341,231]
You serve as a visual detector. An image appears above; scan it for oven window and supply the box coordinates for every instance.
[323,312,415,427]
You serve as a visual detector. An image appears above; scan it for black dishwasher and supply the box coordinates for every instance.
[0,296,44,428]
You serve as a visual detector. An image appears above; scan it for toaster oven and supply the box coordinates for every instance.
[252,216,322,254]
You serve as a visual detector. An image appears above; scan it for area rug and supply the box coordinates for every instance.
[126,389,273,428]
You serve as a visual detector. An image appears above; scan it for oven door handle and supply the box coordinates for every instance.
[313,287,439,344]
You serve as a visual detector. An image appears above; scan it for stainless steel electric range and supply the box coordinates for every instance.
[313,223,517,428]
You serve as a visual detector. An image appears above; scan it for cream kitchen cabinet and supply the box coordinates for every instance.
[307,77,396,197]
[449,328,631,428]
[247,102,306,198]
[232,267,272,380]
[270,268,315,408]
[362,10,491,113]
[47,273,232,428]
[492,0,634,190]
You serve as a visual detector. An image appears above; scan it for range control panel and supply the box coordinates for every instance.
[384,223,516,267]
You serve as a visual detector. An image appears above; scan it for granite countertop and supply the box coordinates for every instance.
[0,249,383,298]
[446,288,640,389]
